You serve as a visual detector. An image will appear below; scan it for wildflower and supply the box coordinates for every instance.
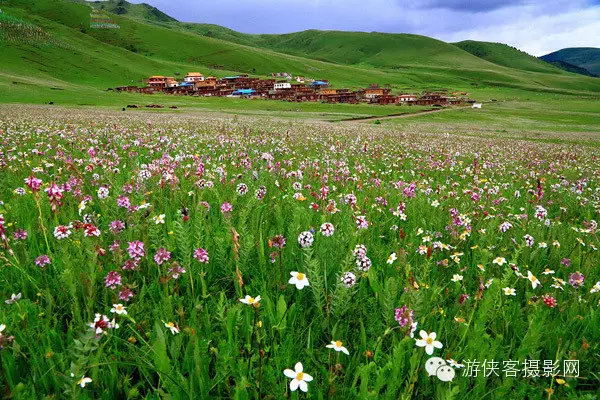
[83,224,100,237]
[152,214,166,224]
[394,305,414,328]
[524,234,534,247]
[590,282,600,294]
[415,330,443,355]
[76,376,92,388]
[110,304,127,315]
[319,222,335,237]
[352,244,367,260]
[109,220,125,234]
[89,313,118,335]
[387,253,397,264]
[341,271,357,288]
[97,186,110,199]
[561,258,571,267]
[356,256,372,271]
[355,215,369,229]
[119,288,134,301]
[236,183,248,195]
[503,287,516,296]
[326,340,350,355]
[239,295,261,306]
[451,274,463,282]
[542,295,557,308]
[527,271,541,289]
[168,264,186,279]
[153,247,172,265]
[127,241,145,259]
[569,272,585,288]
[271,235,286,249]
[283,362,313,392]
[5,293,21,305]
[499,221,512,232]
[13,229,28,240]
[297,231,314,248]
[116,195,131,208]
[289,272,310,290]
[25,176,43,192]
[163,321,180,335]
[34,255,51,268]
[105,271,122,290]
[220,202,233,214]
[53,225,71,240]
[492,257,506,266]
[193,248,209,263]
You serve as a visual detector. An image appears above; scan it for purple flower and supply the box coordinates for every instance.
[220,202,232,214]
[168,264,186,279]
[110,220,125,234]
[127,241,145,259]
[193,248,209,263]
[154,247,172,265]
[35,254,51,268]
[119,288,134,302]
[394,305,414,328]
[105,271,122,290]
[13,229,28,241]
[569,272,585,288]
[561,258,571,267]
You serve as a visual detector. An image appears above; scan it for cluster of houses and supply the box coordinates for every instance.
[114,72,474,106]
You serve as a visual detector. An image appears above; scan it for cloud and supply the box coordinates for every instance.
[130,0,600,55]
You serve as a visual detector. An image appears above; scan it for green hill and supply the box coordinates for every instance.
[453,40,561,74]
[544,60,597,77]
[1,0,600,106]
[540,48,600,76]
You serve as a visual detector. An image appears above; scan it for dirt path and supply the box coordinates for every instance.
[341,107,461,123]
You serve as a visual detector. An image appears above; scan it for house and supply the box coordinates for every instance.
[274,81,292,90]
[231,89,256,97]
[398,94,417,103]
[311,80,329,88]
[166,77,178,88]
[184,72,204,82]
[146,76,167,88]
[472,103,482,109]
[363,84,391,100]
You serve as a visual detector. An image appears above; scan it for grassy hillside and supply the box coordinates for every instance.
[81,0,177,23]
[544,61,597,77]
[453,40,561,74]
[1,0,600,108]
[541,48,600,76]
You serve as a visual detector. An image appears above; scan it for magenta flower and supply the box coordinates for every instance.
[154,247,172,265]
[127,241,145,259]
[569,272,585,288]
[220,202,233,214]
[109,220,125,234]
[24,176,42,192]
[105,271,122,290]
[193,248,209,263]
[119,288,134,302]
[35,255,51,268]
[117,195,131,208]
[394,305,414,328]
[13,229,28,241]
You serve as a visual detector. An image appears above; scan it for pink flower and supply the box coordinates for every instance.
[109,220,125,234]
[119,288,134,302]
[127,241,145,259]
[221,202,233,214]
[394,305,414,328]
[193,248,209,263]
[83,224,101,237]
[154,247,172,265]
[105,271,122,290]
[35,255,51,267]
[24,176,42,192]
[117,195,131,208]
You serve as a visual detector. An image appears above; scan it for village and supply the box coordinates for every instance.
[114,72,477,106]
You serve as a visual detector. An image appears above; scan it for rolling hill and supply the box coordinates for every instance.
[453,40,561,74]
[1,0,600,106]
[540,48,600,76]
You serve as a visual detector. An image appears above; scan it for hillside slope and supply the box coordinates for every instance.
[81,0,177,23]
[541,48,600,76]
[453,40,561,74]
[1,0,600,104]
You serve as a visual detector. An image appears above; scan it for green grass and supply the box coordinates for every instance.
[541,48,600,76]
[0,106,599,399]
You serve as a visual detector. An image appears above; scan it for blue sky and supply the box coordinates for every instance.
[129,0,600,55]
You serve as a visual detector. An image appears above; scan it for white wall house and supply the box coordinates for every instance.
[274,82,291,90]
[472,103,482,109]
[184,72,204,82]
[398,95,417,102]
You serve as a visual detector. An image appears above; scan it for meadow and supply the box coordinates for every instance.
[0,105,599,399]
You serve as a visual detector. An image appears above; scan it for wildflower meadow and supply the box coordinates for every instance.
[0,107,599,399]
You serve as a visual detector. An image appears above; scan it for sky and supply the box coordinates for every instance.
[130,0,600,56]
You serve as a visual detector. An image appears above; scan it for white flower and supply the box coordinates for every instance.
[451,274,463,282]
[5,293,21,304]
[78,200,87,216]
[0,324,5,333]
[283,362,313,392]
[415,330,443,355]
[492,257,506,266]
[288,272,310,290]
[503,287,516,296]
[387,253,397,264]
[590,282,600,294]
[239,295,261,306]
[527,270,541,289]
[448,359,465,368]
[319,222,335,237]
[326,340,349,355]
[153,214,166,224]
[77,375,92,388]
[297,231,314,248]
[163,321,180,335]
[110,304,127,315]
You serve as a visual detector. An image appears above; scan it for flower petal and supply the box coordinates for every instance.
[419,330,428,340]
[290,379,299,392]
[294,362,303,373]
[299,380,308,392]
[303,373,313,382]
[284,369,296,379]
